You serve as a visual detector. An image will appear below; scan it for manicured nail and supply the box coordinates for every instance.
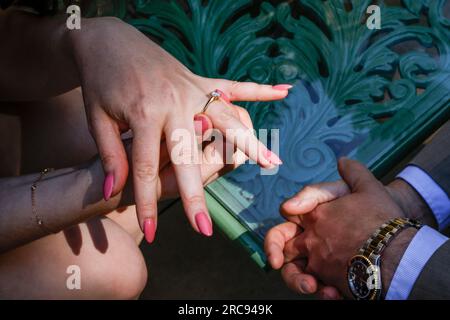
[143,219,156,244]
[215,89,230,103]
[194,115,209,134]
[194,117,203,134]
[195,211,213,237]
[103,173,114,201]
[273,84,293,91]
[264,150,283,165]
[300,280,312,294]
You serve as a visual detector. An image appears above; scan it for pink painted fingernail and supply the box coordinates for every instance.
[195,211,213,237]
[215,89,230,103]
[273,84,293,91]
[194,117,203,134]
[103,173,114,201]
[194,115,210,134]
[264,150,283,165]
[143,219,156,244]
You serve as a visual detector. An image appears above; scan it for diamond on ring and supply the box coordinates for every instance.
[202,90,222,113]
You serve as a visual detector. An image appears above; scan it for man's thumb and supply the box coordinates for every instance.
[337,158,380,192]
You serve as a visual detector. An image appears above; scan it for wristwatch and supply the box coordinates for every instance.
[347,217,422,300]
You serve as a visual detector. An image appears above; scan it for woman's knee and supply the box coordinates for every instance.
[0,218,148,299]
[77,219,148,299]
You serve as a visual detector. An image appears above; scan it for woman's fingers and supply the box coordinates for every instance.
[213,79,292,102]
[158,127,245,199]
[88,107,129,201]
[264,222,301,270]
[130,123,162,244]
[206,100,281,169]
[156,113,238,200]
[281,181,350,224]
[281,260,320,295]
[159,140,171,171]
[165,119,212,237]
[194,113,213,135]
[235,105,253,130]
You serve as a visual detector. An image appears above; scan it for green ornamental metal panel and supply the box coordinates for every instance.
[89,0,449,267]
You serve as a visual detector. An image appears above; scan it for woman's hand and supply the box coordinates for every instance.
[100,111,249,242]
[69,17,289,241]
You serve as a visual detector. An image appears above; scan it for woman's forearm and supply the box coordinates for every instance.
[0,159,133,253]
[0,9,80,100]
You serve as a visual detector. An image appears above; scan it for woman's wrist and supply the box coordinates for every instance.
[67,16,125,70]
[0,157,131,253]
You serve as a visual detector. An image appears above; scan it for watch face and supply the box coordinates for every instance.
[348,255,380,300]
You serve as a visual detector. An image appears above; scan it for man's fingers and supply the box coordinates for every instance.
[281,257,342,298]
[338,157,381,193]
[165,120,212,237]
[213,79,292,101]
[130,123,161,244]
[281,181,350,223]
[317,285,343,300]
[281,260,319,295]
[264,222,301,270]
[283,233,309,263]
[88,108,129,201]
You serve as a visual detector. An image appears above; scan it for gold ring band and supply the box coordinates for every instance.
[202,90,222,113]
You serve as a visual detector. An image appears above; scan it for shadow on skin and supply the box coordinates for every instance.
[63,218,109,255]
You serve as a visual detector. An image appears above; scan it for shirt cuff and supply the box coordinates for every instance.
[397,165,450,231]
[385,226,448,300]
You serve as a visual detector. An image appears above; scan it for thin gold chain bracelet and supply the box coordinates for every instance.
[31,168,57,234]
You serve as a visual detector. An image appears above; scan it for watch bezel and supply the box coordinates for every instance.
[347,254,381,300]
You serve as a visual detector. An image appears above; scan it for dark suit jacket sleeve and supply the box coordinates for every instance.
[408,240,450,299]
[410,120,450,196]
[405,121,450,299]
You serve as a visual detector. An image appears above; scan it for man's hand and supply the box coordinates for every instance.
[265,158,433,299]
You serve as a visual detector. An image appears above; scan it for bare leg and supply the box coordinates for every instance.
[0,217,147,299]
[0,90,145,299]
